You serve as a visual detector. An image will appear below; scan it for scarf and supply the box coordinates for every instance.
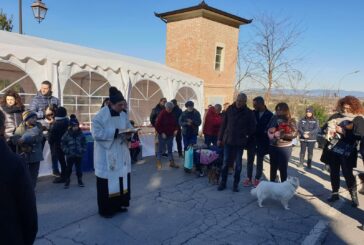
[1,105,24,114]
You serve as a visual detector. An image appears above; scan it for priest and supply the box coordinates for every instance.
[92,87,133,218]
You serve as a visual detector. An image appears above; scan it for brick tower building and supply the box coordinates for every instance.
[155,1,251,106]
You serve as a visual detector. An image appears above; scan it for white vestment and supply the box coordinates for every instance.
[92,107,132,195]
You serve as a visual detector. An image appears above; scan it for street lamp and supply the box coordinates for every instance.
[18,0,48,34]
[31,0,48,23]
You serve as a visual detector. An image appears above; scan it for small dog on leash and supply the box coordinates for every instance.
[207,166,219,185]
[250,177,300,210]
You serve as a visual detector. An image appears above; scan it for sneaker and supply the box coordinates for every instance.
[199,170,205,177]
[243,178,252,187]
[253,179,260,187]
[52,170,61,177]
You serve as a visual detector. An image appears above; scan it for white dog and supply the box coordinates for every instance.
[250,177,300,210]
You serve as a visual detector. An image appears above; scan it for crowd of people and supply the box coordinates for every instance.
[2,80,364,244]
[149,92,364,216]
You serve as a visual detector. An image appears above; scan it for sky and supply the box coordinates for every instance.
[1,0,364,91]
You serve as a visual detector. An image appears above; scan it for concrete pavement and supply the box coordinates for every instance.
[34,147,364,245]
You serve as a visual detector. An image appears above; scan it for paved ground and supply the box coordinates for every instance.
[34,147,364,245]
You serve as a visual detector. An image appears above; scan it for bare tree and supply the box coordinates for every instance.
[0,9,13,31]
[237,14,303,103]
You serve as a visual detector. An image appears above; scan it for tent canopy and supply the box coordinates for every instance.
[0,30,203,85]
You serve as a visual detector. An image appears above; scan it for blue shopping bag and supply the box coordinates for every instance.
[184,146,194,172]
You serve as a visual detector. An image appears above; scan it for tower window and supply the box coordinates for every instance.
[215,46,224,71]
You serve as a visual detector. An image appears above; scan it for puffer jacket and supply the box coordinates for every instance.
[0,105,24,141]
[29,91,60,119]
[298,116,320,141]
[61,129,87,158]
[179,109,202,136]
[203,107,222,137]
[13,122,44,163]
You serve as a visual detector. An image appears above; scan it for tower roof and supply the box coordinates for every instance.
[155,1,252,28]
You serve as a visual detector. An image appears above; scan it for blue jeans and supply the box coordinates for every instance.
[183,134,197,151]
[157,134,174,161]
[204,135,217,147]
[220,144,244,185]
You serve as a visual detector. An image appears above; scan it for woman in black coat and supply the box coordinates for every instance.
[321,96,364,207]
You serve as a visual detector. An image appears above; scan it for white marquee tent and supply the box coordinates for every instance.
[0,30,204,127]
[0,30,204,174]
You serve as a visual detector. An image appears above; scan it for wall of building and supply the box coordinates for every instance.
[166,16,240,107]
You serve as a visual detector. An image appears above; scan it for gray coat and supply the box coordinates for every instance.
[13,122,44,163]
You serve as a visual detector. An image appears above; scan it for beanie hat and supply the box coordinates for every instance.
[109,87,124,104]
[185,101,194,108]
[22,110,37,122]
[55,107,67,118]
[171,99,177,106]
[306,107,314,113]
[69,114,79,126]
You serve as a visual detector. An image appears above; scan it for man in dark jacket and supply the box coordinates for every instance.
[0,110,38,245]
[243,96,273,187]
[150,98,167,156]
[29,80,60,120]
[171,99,183,157]
[48,106,69,182]
[150,98,167,127]
[297,107,320,168]
[217,93,256,192]
[179,101,202,151]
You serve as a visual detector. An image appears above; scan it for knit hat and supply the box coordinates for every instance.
[185,101,194,108]
[69,114,79,126]
[55,107,67,117]
[306,107,314,113]
[22,110,37,122]
[109,87,124,104]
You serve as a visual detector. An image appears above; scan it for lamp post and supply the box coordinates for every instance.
[18,0,48,34]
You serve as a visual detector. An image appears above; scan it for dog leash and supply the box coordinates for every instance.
[296,182,362,199]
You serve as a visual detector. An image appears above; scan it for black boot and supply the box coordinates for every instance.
[232,182,239,192]
[327,193,340,203]
[64,179,70,189]
[218,182,226,191]
[350,187,359,207]
[78,177,85,187]
[307,159,312,169]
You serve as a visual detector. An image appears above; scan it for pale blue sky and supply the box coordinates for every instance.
[1,0,364,91]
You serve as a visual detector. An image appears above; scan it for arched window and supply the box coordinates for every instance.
[129,80,164,126]
[0,62,37,105]
[175,86,198,110]
[63,71,110,127]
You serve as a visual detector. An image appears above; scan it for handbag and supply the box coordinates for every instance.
[184,146,194,172]
[328,140,357,158]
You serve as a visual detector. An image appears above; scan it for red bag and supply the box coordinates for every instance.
[130,141,140,149]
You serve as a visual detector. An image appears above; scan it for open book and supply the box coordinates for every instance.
[118,128,141,134]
